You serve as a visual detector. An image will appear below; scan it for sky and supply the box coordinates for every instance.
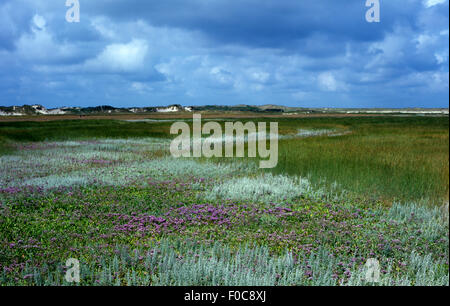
[0,0,448,108]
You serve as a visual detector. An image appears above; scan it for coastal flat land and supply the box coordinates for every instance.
[0,114,448,285]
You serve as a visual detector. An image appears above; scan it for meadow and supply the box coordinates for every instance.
[0,115,448,285]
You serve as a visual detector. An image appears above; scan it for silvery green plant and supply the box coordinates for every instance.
[9,237,447,286]
[9,157,255,190]
[205,173,325,204]
[388,202,449,241]
[1,138,257,190]
[1,138,170,187]
[295,129,338,137]
[346,251,449,286]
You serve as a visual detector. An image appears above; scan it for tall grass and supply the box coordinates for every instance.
[1,116,448,204]
[0,120,172,143]
[271,117,449,205]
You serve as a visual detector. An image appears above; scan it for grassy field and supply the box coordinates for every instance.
[1,116,448,204]
[0,115,448,285]
[274,116,449,205]
[203,116,449,205]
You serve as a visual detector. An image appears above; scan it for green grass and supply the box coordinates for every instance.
[0,118,448,286]
[0,120,171,143]
[272,116,449,205]
[0,140,13,156]
[1,115,448,205]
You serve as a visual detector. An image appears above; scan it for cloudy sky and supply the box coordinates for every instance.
[0,0,448,108]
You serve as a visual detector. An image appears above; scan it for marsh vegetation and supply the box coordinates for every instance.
[0,115,448,285]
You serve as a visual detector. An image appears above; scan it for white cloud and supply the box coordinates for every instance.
[430,72,449,90]
[210,66,235,85]
[91,17,117,40]
[131,82,153,93]
[318,72,338,91]
[367,27,409,68]
[32,14,46,30]
[415,34,437,49]
[16,15,78,63]
[85,39,149,72]
[249,71,270,83]
[412,31,449,65]
[423,0,447,8]
[435,51,448,64]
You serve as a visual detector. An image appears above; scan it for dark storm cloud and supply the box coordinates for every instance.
[0,0,448,108]
[83,1,417,45]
